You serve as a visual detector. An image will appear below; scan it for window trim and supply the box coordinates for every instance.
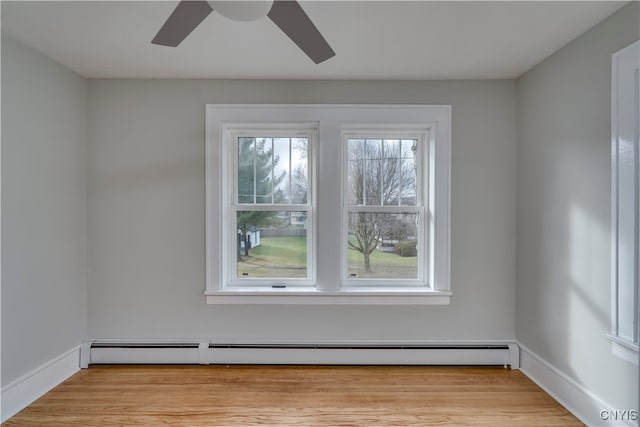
[609,40,639,362]
[205,105,451,305]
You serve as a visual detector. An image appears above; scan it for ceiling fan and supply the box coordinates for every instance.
[152,0,335,64]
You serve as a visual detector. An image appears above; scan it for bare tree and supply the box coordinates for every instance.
[347,139,417,273]
[348,213,386,273]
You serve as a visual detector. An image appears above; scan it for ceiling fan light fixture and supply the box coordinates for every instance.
[208,0,274,22]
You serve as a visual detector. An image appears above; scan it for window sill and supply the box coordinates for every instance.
[606,334,639,365]
[205,288,451,305]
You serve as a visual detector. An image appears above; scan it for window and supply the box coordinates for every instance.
[206,105,451,304]
[342,131,428,286]
[228,128,316,287]
[609,40,639,364]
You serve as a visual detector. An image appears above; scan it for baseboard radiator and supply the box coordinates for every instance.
[83,341,520,369]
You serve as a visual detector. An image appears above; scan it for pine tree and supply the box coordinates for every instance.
[236,137,286,257]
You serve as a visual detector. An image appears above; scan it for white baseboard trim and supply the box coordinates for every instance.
[1,346,81,423]
[517,342,638,427]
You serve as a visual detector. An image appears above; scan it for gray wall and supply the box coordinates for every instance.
[516,1,639,412]
[1,35,87,386]
[86,79,517,342]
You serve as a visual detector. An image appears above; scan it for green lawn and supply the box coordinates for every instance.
[347,246,417,279]
[238,236,307,278]
[238,236,417,279]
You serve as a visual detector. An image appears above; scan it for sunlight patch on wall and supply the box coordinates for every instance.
[568,203,610,380]
[569,204,609,291]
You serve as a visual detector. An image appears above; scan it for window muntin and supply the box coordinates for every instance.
[229,130,315,286]
[342,132,428,286]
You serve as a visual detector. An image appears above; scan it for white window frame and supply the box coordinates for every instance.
[609,40,639,364]
[205,105,451,305]
[225,126,317,288]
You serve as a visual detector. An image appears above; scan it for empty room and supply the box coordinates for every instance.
[1,1,639,425]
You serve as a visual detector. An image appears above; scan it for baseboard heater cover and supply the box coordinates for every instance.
[89,342,203,365]
[86,341,519,368]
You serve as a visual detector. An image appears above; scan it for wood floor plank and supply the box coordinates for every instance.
[3,365,583,426]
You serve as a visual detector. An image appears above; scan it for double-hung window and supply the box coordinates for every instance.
[206,105,451,304]
[342,130,428,286]
[228,127,316,287]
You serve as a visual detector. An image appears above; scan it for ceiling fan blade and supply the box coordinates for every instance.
[267,0,335,64]
[152,1,214,47]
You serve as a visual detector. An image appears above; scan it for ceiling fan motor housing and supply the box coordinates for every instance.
[208,1,274,22]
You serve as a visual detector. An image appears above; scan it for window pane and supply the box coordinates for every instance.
[348,160,364,205]
[347,212,419,279]
[255,138,274,204]
[237,137,255,203]
[365,159,382,205]
[236,211,307,278]
[290,138,308,204]
[348,138,419,207]
[401,139,418,158]
[273,138,290,203]
[365,139,382,159]
[382,157,401,205]
[238,136,308,206]
[400,158,417,206]
[348,139,365,160]
[383,139,400,157]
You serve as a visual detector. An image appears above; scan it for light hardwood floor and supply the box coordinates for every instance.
[4,365,583,426]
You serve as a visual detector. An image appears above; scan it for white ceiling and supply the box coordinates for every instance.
[1,1,627,80]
